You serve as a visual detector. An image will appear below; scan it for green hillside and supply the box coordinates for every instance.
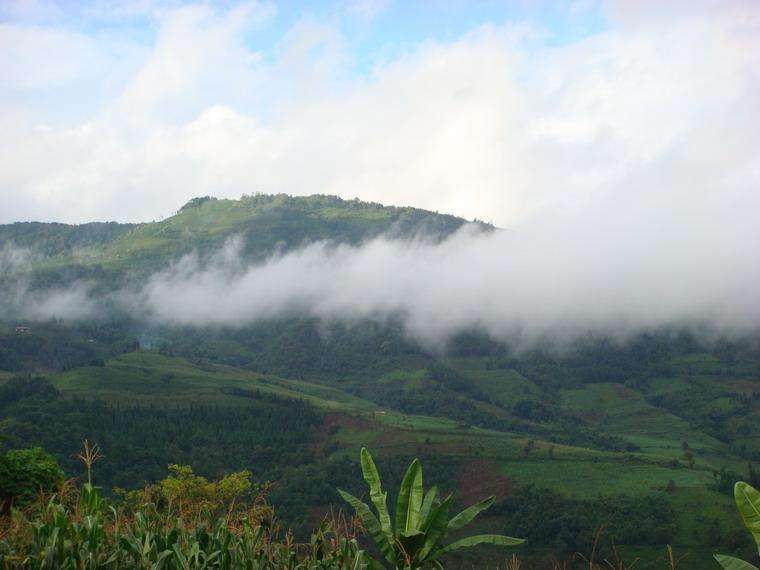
[1,196,759,567]
[3,323,760,567]
[0,194,486,288]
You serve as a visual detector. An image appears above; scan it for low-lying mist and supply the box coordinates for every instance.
[4,183,758,348]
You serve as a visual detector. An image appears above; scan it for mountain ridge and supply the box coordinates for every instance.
[0,193,493,281]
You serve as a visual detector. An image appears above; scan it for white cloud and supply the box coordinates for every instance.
[0,0,65,23]
[0,244,33,274]
[1,1,758,229]
[0,25,101,90]
[21,283,98,321]
[118,188,759,345]
[343,0,391,22]
[115,2,272,120]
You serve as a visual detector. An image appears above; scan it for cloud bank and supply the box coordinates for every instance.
[4,165,758,345]
[1,1,759,228]
[118,167,757,344]
[0,244,97,321]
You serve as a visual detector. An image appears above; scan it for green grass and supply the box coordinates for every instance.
[376,368,427,388]
[647,376,694,395]
[6,194,477,275]
[560,382,726,456]
[499,458,714,498]
[447,358,542,408]
[668,487,740,546]
[51,351,377,411]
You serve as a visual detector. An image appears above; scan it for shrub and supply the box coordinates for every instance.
[0,447,63,511]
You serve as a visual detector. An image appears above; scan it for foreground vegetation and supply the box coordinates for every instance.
[0,446,524,568]
[4,444,760,568]
[715,482,760,570]
[338,448,522,568]
[2,334,759,566]
[0,460,369,568]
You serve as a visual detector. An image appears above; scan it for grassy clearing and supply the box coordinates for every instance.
[21,194,465,274]
[499,458,714,498]
[447,358,542,408]
[667,487,740,546]
[560,383,726,458]
[51,351,377,411]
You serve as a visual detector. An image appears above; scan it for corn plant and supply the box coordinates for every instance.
[338,448,523,569]
[0,468,373,569]
[715,481,760,570]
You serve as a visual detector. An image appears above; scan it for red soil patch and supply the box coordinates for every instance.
[311,413,374,458]
[324,412,372,432]
[456,458,512,506]
[313,412,373,442]
[612,383,638,400]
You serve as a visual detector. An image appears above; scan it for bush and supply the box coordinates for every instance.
[0,447,64,511]
[0,462,370,569]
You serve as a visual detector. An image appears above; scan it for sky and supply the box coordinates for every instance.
[1,0,759,341]
[1,0,757,228]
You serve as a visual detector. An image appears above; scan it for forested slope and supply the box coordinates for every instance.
[1,196,759,567]
[0,194,488,287]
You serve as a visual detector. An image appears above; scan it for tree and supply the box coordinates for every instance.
[0,447,64,512]
[159,464,253,515]
[338,447,523,569]
[522,439,536,457]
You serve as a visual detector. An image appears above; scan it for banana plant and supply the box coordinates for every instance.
[715,482,760,569]
[338,448,523,569]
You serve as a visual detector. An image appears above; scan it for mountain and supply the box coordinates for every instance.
[1,195,759,568]
[0,194,489,288]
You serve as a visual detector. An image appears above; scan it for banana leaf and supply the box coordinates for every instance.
[395,459,423,535]
[735,482,760,548]
[446,496,495,533]
[338,489,395,565]
[419,485,438,528]
[715,554,759,570]
[430,534,524,560]
[360,448,393,545]
[417,496,452,561]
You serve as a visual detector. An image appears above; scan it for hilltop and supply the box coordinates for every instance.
[0,194,490,286]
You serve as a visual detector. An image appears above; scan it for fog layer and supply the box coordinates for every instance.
[4,171,758,346]
[124,181,759,345]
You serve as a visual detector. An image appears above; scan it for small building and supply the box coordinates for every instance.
[14,326,31,335]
